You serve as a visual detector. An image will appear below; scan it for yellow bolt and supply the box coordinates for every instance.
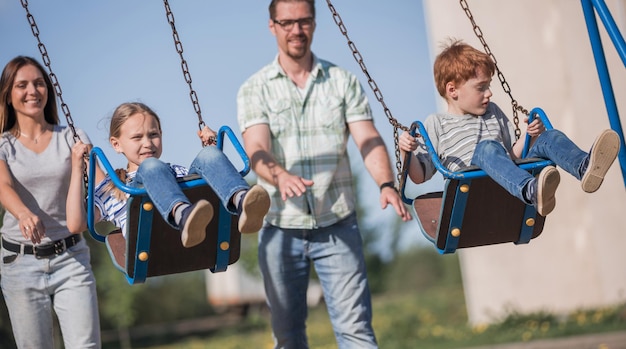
[451,228,461,237]
[138,251,149,261]
[460,184,470,193]
[526,218,535,227]
[143,202,153,211]
[220,241,230,251]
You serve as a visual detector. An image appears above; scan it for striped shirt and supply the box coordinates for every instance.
[416,102,516,180]
[237,54,372,229]
[93,164,188,236]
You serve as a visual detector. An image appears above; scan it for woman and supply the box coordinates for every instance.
[0,56,101,348]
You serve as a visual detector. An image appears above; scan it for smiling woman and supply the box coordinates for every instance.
[0,55,102,348]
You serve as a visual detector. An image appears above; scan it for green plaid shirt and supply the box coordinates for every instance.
[237,55,373,229]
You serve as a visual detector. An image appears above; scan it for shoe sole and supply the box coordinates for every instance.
[581,130,620,193]
[238,186,270,234]
[537,166,560,216]
[181,199,212,248]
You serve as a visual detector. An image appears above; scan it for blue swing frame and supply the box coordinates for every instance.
[401,108,556,254]
[87,125,250,284]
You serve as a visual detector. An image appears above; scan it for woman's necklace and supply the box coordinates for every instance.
[19,128,47,144]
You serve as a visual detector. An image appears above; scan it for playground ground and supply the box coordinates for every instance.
[466,330,626,349]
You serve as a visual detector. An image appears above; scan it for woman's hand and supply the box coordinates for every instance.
[18,212,45,244]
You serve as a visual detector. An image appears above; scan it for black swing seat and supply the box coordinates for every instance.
[88,126,249,284]
[411,163,547,254]
[103,174,241,284]
[401,107,555,254]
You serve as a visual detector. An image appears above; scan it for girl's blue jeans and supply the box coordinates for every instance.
[470,129,588,203]
[133,146,249,229]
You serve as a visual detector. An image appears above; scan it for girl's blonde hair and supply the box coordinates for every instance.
[104,102,162,201]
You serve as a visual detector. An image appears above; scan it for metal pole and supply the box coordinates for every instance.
[581,0,626,187]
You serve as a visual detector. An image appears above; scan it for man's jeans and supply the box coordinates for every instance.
[133,146,249,228]
[258,213,378,349]
[471,129,587,202]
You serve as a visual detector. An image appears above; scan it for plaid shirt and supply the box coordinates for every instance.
[237,55,373,229]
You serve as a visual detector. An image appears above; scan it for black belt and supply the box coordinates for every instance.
[2,235,81,259]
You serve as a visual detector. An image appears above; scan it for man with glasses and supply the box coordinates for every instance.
[237,0,411,348]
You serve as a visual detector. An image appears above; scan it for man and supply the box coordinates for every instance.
[237,0,411,348]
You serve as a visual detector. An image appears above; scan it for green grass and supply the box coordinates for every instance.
[124,286,626,349]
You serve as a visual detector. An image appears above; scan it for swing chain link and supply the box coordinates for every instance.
[459,0,529,141]
[163,0,206,133]
[20,0,89,191]
[325,0,409,186]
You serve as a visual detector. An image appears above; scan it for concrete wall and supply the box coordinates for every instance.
[423,0,626,325]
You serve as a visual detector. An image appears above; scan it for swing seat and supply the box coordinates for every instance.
[88,126,249,284]
[102,176,241,284]
[401,107,555,254]
[411,166,546,254]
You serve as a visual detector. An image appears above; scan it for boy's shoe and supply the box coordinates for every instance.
[237,185,270,234]
[533,166,560,216]
[581,129,620,193]
[179,199,212,247]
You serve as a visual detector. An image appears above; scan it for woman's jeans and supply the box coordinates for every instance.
[471,129,588,203]
[1,238,101,349]
[133,146,249,229]
[258,213,378,349]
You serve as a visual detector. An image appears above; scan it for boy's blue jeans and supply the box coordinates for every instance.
[471,129,588,203]
[133,146,249,228]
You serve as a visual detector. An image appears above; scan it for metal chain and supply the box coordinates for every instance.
[20,0,88,192]
[325,0,409,186]
[460,0,528,140]
[163,0,206,133]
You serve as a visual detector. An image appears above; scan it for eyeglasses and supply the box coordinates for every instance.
[272,17,314,31]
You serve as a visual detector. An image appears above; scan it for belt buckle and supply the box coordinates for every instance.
[33,245,48,259]
[33,240,66,259]
[54,239,67,255]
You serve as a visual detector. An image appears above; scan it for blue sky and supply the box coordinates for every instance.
[1,0,440,253]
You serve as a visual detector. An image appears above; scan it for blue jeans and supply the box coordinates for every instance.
[471,129,588,203]
[0,238,101,348]
[258,213,377,349]
[133,146,249,228]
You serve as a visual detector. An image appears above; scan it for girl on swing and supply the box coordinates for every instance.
[399,40,620,217]
[68,101,270,247]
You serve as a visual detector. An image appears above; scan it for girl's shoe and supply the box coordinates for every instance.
[179,199,212,247]
[237,185,270,234]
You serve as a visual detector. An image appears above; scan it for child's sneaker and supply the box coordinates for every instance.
[581,129,620,193]
[179,199,212,247]
[532,166,560,216]
[237,185,270,234]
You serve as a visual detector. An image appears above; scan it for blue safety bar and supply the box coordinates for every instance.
[400,107,555,253]
[87,125,249,283]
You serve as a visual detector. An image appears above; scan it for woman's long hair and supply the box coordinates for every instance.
[0,56,59,135]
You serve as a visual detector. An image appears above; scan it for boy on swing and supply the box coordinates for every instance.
[399,39,620,216]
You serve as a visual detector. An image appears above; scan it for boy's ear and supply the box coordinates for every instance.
[445,81,458,99]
